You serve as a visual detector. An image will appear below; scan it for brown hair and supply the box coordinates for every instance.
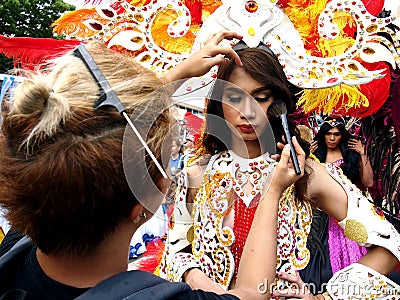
[199,47,310,201]
[0,43,172,255]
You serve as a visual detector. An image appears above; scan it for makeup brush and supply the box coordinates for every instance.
[268,100,301,175]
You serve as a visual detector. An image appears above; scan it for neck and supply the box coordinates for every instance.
[327,147,341,154]
[231,137,262,159]
[36,221,134,288]
[325,147,342,162]
[171,153,179,160]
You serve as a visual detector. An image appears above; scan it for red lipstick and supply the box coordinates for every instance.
[238,124,255,133]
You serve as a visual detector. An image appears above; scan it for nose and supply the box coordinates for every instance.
[240,97,256,120]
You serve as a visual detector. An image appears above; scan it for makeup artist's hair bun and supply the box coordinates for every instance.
[9,76,71,152]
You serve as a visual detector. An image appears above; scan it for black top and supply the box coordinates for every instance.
[0,233,240,300]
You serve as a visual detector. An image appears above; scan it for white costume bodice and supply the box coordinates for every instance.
[160,150,312,290]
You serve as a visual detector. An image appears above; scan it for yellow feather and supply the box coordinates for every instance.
[283,0,358,58]
[297,85,369,114]
[0,227,4,244]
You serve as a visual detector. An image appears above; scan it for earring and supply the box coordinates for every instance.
[139,212,147,219]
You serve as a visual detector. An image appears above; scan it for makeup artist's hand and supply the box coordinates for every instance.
[270,136,305,191]
[163,30,243,83]
[183,268,225,294]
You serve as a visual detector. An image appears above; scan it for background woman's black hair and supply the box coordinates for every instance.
[314,122,361,181]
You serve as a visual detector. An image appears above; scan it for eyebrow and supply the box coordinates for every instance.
[224,86,272,96]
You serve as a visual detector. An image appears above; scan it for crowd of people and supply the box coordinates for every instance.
[0,29,399,300]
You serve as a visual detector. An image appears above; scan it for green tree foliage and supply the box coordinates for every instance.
[0,0,75,73]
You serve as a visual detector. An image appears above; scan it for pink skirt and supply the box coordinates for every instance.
[328,216,367,274]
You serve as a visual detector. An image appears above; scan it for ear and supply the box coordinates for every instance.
[131,204,144,224]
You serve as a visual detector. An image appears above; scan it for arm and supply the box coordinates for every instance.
[163,30,243,83]
[348,138,373,187]
[306,159,398,275]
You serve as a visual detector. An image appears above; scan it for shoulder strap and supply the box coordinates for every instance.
[76,270,191,300]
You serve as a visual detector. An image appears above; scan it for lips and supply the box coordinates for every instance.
[238,124,255,133]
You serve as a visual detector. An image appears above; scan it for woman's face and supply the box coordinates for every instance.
[171,140,179,156]
[325,127,342,149]
[222,67,274,145]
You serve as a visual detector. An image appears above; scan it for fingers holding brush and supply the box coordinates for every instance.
[292,136,305,175]
[272,137,305,190]
[268,101,301,174]
[276,136,305,172]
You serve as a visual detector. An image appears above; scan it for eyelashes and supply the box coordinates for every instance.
[254,96,272,103]
[226,95,272,103]
[228,96,242,103]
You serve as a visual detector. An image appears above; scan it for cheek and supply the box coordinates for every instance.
[258,102,271,120]
[257,102,271,125]
[222,104,238,124]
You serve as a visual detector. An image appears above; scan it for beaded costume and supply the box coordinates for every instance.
[160,150,313,290]
[160,151,400,296]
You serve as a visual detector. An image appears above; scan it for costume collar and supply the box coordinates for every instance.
[208,150,276,207]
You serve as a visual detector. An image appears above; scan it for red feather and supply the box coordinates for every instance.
[362,0,385,16]
[184,112,203,134]
[0,35,82,70]
[134,240,165,273]
[185,0,203,24]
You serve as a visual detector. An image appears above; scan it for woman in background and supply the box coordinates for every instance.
[310,119,373,275]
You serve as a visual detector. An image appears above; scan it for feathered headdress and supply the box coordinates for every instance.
[52,0,400,118]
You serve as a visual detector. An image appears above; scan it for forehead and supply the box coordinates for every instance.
[327,127,340,133]
[226,67,265,94]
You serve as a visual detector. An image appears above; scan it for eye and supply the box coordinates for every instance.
[255,96,271,103]
[227,95,242,103]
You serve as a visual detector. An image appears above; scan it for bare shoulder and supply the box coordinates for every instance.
[186,154,211,178]
[186,164,202,177]
[305,157,348,219]
[304,158,331,199]
[184,155,210,203]
[305,156,323,169]
[305,157,326,180]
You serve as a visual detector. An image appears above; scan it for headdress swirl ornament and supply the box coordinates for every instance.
[53,0,400,117]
